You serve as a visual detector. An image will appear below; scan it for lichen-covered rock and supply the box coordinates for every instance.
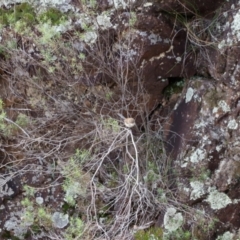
[163,72,240,236]
[196,1,240,89]
[161,50,240,234]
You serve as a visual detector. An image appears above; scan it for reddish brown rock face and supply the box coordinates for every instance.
[84,10,196,117]
[164,93,200,159]
[217,203,240,228]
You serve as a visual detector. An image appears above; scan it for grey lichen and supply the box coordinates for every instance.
[36,196,44,205]
[97,14,112,30]
[185,87,194,103]
[205,189,232,210]
[148,32,162,44]
[83,31,98,44]
[163,207,183,232]
[216,231,234,240]
[227,119,238,130]
[52,212,69,228]
[4,211,29,239]
[190,181,206,200]
[231,10,240,41]
[0,176,14,198]
[186,148,207,164]
[216,100,230,113]
[112,0,136,9]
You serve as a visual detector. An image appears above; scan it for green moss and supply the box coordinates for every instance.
[15,2,34,15]
[0,9,9,25]
[62,202,75,213]
[1,231,21,240]
[167,228,191,240]
[64,217,85,240]
[134,227,163,240]
[0,3,36,27]
[163,79,184,100]
[30,225,42,234]
[0,45,8,59]
[10,3,35,25]
[22,12,35,23]
[39,8,66,25]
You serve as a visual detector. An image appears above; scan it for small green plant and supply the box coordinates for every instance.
[190,165,211,182]
[62,149,91,206]
[157,188,167,202]
[23,185,36,197]
[0,99,7,135]
[0,3,36,30]
[81,0,97,9]
[0,9,9,25]
[74,148,90,165]
[90,0,97,8]
[21,197,35,226]
[21,197,33,208]
[165,228,191,240]
[64,217,85,240]
[38,23,61,44]
[105,91,113,101]
[40,48,58,63]
[199,168,211,181]
[38,8,66,25]
[0,99,18,136]
[21,209,35,226]
[63,180,82,206]
[102,117,120,133]
[21,186,53,234]
[191,211,218,239]
[134,227,163,240]
[163,79,184,100]
[14,20,29,33]
[0,101,30,136]
[129,11,137,27]
[6,39,17,50]
[0,45,7,56]
[143,161,160,186]
[14,113,29,130]
[37,207,52,227]
[78,53,86,60]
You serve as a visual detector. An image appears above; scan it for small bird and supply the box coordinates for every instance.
[124,118,135,128]
[117,113,135,128]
